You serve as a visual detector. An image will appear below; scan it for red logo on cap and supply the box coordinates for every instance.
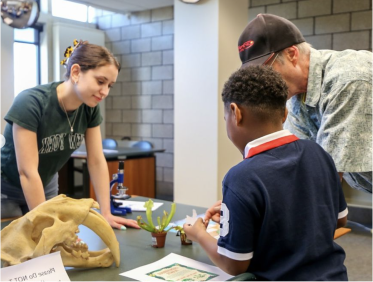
[238,40,254,52]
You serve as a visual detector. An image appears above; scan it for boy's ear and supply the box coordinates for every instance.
[282,107,288,124]
[230,103,243,125]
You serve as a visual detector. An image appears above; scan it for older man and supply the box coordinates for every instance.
[238,14,372,193]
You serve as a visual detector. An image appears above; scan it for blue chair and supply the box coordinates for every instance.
[131,140,153,150]
[73,139,118,187]
[102,138,118,149]
[119,137,153,150]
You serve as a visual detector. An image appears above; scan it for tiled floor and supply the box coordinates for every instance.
[335,221,372,281]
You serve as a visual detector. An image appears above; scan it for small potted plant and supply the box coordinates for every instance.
[137,199,176,248]
[174,226,193,245]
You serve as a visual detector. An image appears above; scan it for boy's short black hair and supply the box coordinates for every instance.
[222,66,288,122]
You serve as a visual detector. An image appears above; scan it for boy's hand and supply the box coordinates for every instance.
[183,218,207,242]
[204,200,222,227]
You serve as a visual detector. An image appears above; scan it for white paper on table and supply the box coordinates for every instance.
[115,200,163,211]
[72,150,87,156]
[168,211,220,239]
[185,209,199,225]
[102,149,118,153]
[0,252,70,281]
[120,253,232,281]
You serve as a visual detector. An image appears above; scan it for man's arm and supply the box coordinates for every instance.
[284,98,316,141]
[184,218,251,276]
[317,81,372,175]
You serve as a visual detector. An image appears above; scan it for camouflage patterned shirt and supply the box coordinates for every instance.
[284,48,372,193]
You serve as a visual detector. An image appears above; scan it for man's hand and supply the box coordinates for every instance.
[204,200,222,227]
[183,218,207,242]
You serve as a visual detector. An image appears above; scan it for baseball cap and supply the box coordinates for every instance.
[238,14,305,68]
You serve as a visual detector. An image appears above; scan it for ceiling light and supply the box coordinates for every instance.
[179,0,201,3]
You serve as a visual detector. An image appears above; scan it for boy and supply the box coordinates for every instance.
[183,66,348,281]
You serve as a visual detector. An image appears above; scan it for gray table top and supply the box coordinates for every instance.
[1,197,211,281]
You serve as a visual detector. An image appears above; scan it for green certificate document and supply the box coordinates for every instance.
[147,263,218,281]
[120,253,233,281]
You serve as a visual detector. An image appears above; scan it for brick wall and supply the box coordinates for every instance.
[92,1,371,201]
[249,0,372,51]
[94,7,175,201]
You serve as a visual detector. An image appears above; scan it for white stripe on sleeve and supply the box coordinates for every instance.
[217,246,253,261]
[338,207,348,219]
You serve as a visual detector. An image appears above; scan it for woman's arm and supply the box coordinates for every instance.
[85,126,139,229]
[13,123,46,210]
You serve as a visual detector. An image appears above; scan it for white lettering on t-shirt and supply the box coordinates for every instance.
[68,133,84,150]
[39,134,66,154]
[39,133,84,154]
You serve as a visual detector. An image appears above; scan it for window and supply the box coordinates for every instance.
[13,28,40,97]
[52,0,87,22]
[51,0,110,24]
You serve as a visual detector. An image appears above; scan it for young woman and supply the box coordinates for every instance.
[1,40,139,230]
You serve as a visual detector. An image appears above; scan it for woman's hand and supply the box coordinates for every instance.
[103,213,140,230]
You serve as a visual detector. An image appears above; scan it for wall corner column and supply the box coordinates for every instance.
[174,0,248,207]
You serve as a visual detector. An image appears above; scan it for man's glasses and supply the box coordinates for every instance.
[264,53,279,67]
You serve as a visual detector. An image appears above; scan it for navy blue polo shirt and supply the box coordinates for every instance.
[217,130,348,281]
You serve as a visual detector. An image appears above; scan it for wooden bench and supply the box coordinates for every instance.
[334,227,352,239]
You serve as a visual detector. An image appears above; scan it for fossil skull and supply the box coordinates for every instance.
[1,194,120,268]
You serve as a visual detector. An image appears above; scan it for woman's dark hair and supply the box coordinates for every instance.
[64,40,121,80]
[222,66,288,122]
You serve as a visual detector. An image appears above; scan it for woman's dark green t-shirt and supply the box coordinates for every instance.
[1,82,102,188]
